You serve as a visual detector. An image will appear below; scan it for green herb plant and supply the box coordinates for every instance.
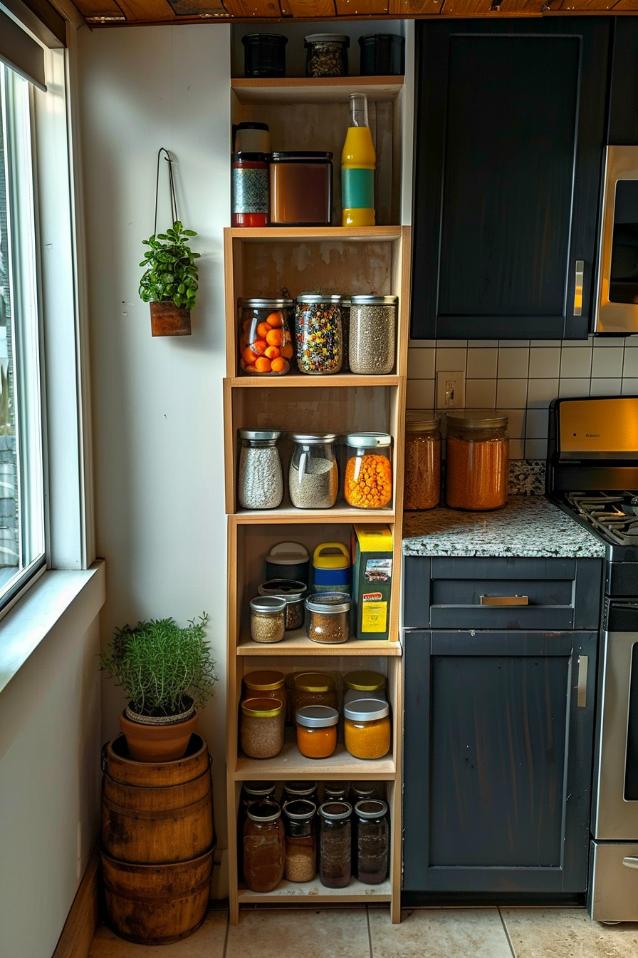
[101,613,216,717]
[138,220,200,311]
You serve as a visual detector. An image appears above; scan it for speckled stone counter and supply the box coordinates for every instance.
[403,496,606,559]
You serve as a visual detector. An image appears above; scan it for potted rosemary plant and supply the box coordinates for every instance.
[101,613,216,762]
[138,220,200,337]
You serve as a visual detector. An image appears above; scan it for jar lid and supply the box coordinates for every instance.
[351,783,377,797]
[296,705,339,728]
[446,410,508,429]
[304,33,350,45]
[350,295,398,305]
[290,433,337,444]
[305,591,351,614]
[297,293,342,304]
[242,33,288,43]
[293,671,335,693]
[270,152,333,163]
[344,697,390,722]
[241,696,284,718]
[283,799,317,821]
[406,410,439,433]
[239,298,293,308]
[325,783,348,798]
[250,595,287,614]
[359,33,402,42]
[345,432,392,449]
[244,670,286,691]
[246,799,282,823]
[244,781,276,796]
[284,781,317,796]
[259,579,307,601]
[341,297,352,307]
[238,428,282,442]
[344,670,386,692]
[355,799,388,820]
[236,122,270,131]
[232,152,268,162]
[266,541,310,565]
[319,800,353,822]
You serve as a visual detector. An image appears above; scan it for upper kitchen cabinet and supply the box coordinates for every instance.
[608,19,638,145]
[411,19,610,341]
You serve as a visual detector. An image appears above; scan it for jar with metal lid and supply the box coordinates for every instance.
[270,153,333,227]
[243,799,285,893]
[289,434,339,509]
[344,433,393,509]
[238,298,294,376]
[349,295,398,375]
[355,799,389,884]
[351,782,384,802]
[234,122,271,155]
[304,34,349,77]
[446,411,509,511]
[242,33,287,78]
[258,579,307,631]
[295,294,343,375]
[319,801,352,888]
[283,781,317,804]
[238,429,283,511]
[324,782,349,802]
[240,697,285,760]
[344,698,391,760]
[232,153,269,229]
[243,670,286,706]
[249,595,286,644]
[306,592,351,645]
[404,412,441,511]
[284,799,317,883]
[238,781,277,881]
[293,672,337,712]
[296,705,339,760]
[343,670,387,706]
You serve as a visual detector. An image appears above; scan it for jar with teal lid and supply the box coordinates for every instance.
[311,542,351,594]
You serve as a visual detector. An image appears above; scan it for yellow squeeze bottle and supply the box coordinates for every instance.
[341,93,376,228]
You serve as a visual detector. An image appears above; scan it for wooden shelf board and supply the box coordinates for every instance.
[238,878,392,904]
[231,76,404,105]
[231,506,395,525]
[237,629,402,656]
[226,226,402,242]
[229,374,401,389]
[235,740,396,781]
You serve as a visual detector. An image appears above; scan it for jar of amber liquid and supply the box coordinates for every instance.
[243,800,285,892]
[445,411,509,511]
[404,413,440,511]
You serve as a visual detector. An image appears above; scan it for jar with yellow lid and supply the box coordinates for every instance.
[446,411,509,511]
[293,672,337,713]
[243,670,286,707]
[404,412,440,511]
[240,697,285,759]
[344,698,391,760]
[343,670,386,707]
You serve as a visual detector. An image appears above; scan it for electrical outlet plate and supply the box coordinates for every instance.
[436,370,465,409]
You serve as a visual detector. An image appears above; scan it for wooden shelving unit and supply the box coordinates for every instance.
[231,75,405,106]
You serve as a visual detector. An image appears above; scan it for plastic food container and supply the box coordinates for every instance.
[293,672,338,712]
[242,33,287,78]
[289,434,339,509]
[238,298,294,376]
[238,429,284,510]
[243,799,285,893]
[265,541,310,584]
[358,34,405,76]
[446,411,509,511]
[306,591,351,645]
[249,595,286,644]
[240,697,285,760]
[349,295,397,375]
[295,705,339,759]
[311,542,351,594]
[258,579,307,631]
[243,670,286,706]
[343,670,387,706]
[232,153,269,228]
[284,799,317,883]
[295,294,343,375]
[355,799,389,884]
[404,412,441,511]
[319,801,352,888]
[270,153,333,226]
[304,34,349,77]
[344,698,391,759]
[234,122,271,154]
[344,433,393,509]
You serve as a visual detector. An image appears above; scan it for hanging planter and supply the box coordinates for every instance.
[139,148,200,338]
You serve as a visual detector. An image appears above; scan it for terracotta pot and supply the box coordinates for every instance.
[119,708,198,762]
[150,302,191,337]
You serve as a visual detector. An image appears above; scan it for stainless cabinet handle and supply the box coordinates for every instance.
[479,595,529,607]
[573,260,584,316]
[623,857,638,870]
[577,654,588,708]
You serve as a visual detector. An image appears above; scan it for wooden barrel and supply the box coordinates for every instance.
[101,849,213,945]
[101,734,214,864]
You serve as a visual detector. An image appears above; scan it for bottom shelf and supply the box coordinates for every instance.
[238,877,392,904]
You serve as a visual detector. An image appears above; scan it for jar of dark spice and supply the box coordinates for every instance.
[238,782,277,880]
[319,801,352,888]
[242,33,287,78]
[283,799,317,883]
[243,799,285,893]
[355,799,389,884]
[306,592,351,645]
[295,294,343,375]
[258,579,307,631]
[324,783,349,802]
[232,153,269,228]
[283,781,318,805]
[304,34,349,77]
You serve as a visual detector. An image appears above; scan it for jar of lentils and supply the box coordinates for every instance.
[238,429,283,511]
[295,294,343,375]
[249,595,286,644]
[349,295,397,375]
[304,34,349,77]
[404,412,441,511]
[240,697,285,760]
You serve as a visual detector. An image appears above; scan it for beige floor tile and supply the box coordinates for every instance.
[225,908,370,958]
[501,907,638,958]
[89,909,227,957]
[370,907,512,958]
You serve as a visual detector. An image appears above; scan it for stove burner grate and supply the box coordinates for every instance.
[564,491,638,546]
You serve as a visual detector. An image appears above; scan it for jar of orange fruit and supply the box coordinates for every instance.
[344,433,393,509]
[239,298,294,376]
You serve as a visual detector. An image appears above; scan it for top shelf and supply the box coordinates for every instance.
[231,76,405,105]
[226,226,403,243]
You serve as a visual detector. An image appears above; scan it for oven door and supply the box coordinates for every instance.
[595,145,638,334]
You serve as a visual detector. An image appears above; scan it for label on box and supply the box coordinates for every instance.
[362,593,387,633]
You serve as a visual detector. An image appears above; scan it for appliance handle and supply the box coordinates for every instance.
[623,857,638,870]
[573,260,584,317]
[479,595,529,607]
[577,655,588,709]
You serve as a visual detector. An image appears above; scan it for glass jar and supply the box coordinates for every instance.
[446,411,509,511]
[258,579,307,631]
[341,297,351,373]
[304,34,349,77]
[270,153,333,227]
[319,801,352,888]
[344,698,391,760]
[293,672,338,712]
[295,705,339,760]
[243,670,286,707]
[295,294,343,375]
[284,799,317,883]
[240,698,285,760]
[351,783,383,802]
[234,122,271,155]
[355,799,389,884]
[324,783,349,802]
[349,295,397,375]
[232,153,269,228]
[283,782,317,804]
[344,433,393,509]
[238,781,277,881]
[343,670,387,707]
[289,434,339,509]
[238,299,294,376]
[249,595,286,644]
[404,412,441,511]
[238,429,283,511]
[243,799,285,893]
[242,33,287,78]
[306,592,351,645]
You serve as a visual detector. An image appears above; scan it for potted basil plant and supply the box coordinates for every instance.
[138,220,200,337]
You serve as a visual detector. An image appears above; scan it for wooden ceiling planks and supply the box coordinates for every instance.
[222,0,283,14]
[389,0,442,14]
[334,0,390,12]
[117,0,174,17]
[280,0,336,14]
[76,0,126,18]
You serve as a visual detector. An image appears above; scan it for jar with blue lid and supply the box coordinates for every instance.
[311,542,351,594]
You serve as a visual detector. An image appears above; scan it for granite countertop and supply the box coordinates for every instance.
[402,496,606,559]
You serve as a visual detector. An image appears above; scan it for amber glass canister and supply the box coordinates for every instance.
[269,152,333,226]
[404,412,440,511]
[445,411,509,511]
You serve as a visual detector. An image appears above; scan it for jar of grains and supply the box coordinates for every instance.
[295,294,343,375]
[283,781,317,804]
[341,297,351,373]
[349,295,397,375]
[243,800,285,893]
[238,429,283,511]
[344,698,391,760]
[243,670,286,707]
[289,434,339,509]
[258,579,307,631]
[304,34,349,77]
[355,799,389,884]
[295,705,339,759]
[306,592,351,645]
[249,595,286,644]
[445,411,509,511]
[344,433,393,509]
[343,670,386,707]
[293,672,338,712]
[319,801,352,888]
[240,697,285,760]
[404,412,441,511]
[238,298,294,376]
[284,799,317,883]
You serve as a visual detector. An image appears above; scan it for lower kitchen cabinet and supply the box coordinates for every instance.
[403,629,597,895]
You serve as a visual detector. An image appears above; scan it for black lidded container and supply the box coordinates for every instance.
[358,34,405,76]
[242,34,288,78]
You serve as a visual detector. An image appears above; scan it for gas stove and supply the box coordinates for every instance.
[563,491,638,546]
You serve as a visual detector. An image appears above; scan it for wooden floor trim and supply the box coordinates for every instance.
[52,853,99,958]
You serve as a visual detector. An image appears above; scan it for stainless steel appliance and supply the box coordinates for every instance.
[547,396,638,921]
[594,146,638,335]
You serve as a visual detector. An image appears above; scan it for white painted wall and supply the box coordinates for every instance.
[76,24,230,873]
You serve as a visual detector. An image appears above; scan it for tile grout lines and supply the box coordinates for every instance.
[498,907,517,958]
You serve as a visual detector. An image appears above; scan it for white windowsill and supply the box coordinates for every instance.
[0,559,105,695]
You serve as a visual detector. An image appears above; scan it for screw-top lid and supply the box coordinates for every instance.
[293,672,335,694]
[297,293,342,304]
[355,799,388,820]
[246,798,282,823]
[242,33,288,44]
[305,591,351,614]
[284,781,317,797]
[296,705,339,729]
[343,670,386,693]
[250,595,287,615]
[319,800,353,822]
[304,33,350,45]
[240,696,284,719]
[345,432,392,449]
[344,697,390,722]
[283,799,317,822]
[244,781,276,797]
[239,298,293,308]
[270,152,333,164]
[325,783,349,799]
[258,579,307,602]
[351,295,398,305]
[406,410,439,433]
[244,670,286,691]
[446,410,508,430]
[290,433,337,445]
[351,783,377,799]
[239,429,282,442]
[232,152,268,163]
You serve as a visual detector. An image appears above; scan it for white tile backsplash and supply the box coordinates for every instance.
[560,346,592,378]
[496,378,528,408]
[529,347,560,379]
[466,348,498,379]
[592,345,624,378]
[497,347,529,378]
[436,347,467,371]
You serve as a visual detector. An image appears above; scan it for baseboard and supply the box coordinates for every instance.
[52,853,99,958]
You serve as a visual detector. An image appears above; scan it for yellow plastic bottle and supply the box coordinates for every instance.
[341,93,376,227]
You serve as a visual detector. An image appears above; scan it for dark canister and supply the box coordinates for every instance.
[355,799,389,884]
[358,34,405,76]
[318,800,352,888]
[242,34,287,78]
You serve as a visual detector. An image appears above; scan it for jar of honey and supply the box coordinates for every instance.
[344,698,391,760]
[243,799,285,893]
[243,670,286,706]
[295,705,339,759]
[292,672,337,712]
[445,411,509,511]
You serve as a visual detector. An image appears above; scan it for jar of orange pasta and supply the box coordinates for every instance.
[445,411,508,511]
[343,433,393,509]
